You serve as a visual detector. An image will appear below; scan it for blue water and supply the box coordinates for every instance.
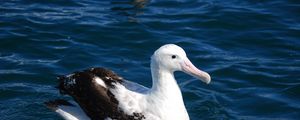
[1,0,299,119]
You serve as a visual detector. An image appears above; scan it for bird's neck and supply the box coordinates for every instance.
[149,63,184,103]
[148,63,189,119]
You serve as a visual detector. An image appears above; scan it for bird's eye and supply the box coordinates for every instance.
[171,55,176,59]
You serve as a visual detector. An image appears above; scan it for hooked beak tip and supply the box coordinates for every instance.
[204,73,211,84]
[196,71,211,84]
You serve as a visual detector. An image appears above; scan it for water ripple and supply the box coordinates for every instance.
[0,0,299,119]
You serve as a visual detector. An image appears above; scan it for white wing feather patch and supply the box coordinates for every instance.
[110,82,146,115]
[94,77,107,88]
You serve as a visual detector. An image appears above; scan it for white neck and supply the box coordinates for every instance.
[146,61,189,120]
[150,65,181,98]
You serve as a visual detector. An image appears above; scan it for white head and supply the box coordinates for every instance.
[151,44,211,84]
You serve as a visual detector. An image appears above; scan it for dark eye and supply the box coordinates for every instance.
[171,55,176,59]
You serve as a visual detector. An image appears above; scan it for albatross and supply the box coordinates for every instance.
[45,44,211,120]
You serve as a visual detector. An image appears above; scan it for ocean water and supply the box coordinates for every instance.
[0,0,299,120]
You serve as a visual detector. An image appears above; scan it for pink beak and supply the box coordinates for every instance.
[181,58,211,84]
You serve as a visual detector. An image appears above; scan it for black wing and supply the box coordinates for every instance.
[54,67,145,120]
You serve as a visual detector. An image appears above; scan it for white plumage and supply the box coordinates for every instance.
[47,44,211,120]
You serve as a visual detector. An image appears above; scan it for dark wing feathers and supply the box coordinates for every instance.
[50,67,145,120]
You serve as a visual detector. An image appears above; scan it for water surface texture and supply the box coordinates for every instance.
[1,0,299,120]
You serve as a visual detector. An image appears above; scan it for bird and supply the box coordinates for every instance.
[45,44,211,120]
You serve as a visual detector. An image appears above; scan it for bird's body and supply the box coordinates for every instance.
[45,44,211,120]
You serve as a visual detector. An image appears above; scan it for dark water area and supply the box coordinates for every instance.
[1,0,299,119]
